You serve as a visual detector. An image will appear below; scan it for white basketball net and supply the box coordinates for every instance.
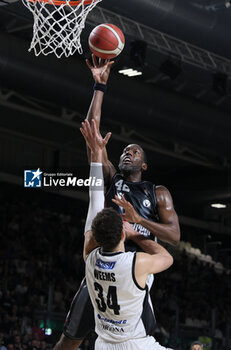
[22,0,102,58]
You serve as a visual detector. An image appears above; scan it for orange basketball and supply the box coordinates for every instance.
[88,23,125,59]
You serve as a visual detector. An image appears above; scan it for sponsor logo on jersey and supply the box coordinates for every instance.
[101,324,125,333]
[132,223,151,237]
[96,259,116,270]
[143,199,151,208]
[98,314,127,325]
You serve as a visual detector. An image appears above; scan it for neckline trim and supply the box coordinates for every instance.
[99,248,124,256]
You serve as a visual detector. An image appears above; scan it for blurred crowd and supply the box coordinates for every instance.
[0,183,230,349]
[0,184,86,349]
[152,250,231,346]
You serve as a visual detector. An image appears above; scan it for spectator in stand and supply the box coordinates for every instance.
[31,339,40,349]
[21,335,30,350]
[21,318,32,337]
[1,314,12,334]
[0,332,7,350]
[7,344,14,350]
[32,322,45,340]
[190,341,203,350]
[0,183,231,347]
[40,340,48,350]
[13,335,22,350]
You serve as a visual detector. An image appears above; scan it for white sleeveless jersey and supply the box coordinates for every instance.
[86,248,151,343]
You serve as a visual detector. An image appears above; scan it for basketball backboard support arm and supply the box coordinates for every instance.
[86,6,231,78]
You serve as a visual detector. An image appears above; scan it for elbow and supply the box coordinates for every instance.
[170,227,181,246]
[171,237,180,246]
[83,248,87,263]
[169,254,174,267]
[164,253,174,270]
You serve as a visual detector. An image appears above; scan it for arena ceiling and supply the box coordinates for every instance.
[0,0,231,250]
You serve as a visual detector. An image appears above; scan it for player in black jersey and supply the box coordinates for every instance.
[83,55,180,247]
[53,56,180,350]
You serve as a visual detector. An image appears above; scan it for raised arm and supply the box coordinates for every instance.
[85,55,116,186]
[80,120,111,261]
[113,189,180,246]
[124,221,173,288]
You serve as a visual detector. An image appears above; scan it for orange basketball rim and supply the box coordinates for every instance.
[28,0,96,6]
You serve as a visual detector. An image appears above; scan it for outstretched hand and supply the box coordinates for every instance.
[112,194,142,224]
[123,221,141,240]
[86,54,114,84]
[80,119,111,153]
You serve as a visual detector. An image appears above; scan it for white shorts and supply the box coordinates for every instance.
[95,336,173,350]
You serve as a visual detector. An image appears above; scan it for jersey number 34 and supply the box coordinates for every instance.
[94,282,120,315]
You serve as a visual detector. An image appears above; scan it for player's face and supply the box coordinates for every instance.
[118,144,146,174]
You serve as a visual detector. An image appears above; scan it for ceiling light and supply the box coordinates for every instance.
[211,203,227,209]
[205,1,231,10]
[119,68,142,77]
[127,71,142,77]
[118,69,134,74]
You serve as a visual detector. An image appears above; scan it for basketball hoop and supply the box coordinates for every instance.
[22,0,102,58]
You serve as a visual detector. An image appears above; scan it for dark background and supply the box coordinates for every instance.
[0,0,231,349]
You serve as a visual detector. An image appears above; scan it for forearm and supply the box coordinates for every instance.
[83,231,98,261]
[86,90,110,166]
[91,149,103,163]
[138,217,180,246]
[83,160,104,260]
[131,234,171,256]
[84,158,104,233]
[81,117,112,260]
[85,56,112,131]
[86,90,104,130]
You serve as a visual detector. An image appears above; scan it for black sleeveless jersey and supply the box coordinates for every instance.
[105,173,159,252]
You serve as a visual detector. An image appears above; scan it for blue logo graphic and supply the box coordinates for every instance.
[97,314,127,325]
[96,259,116,270]
[24,168,42,188]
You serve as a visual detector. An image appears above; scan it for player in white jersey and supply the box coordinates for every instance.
[81,119,173,350]
[54,57,180,350]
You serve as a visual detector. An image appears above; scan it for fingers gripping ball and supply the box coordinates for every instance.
[88,23,125,59]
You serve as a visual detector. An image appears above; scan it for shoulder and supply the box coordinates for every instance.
[105,172,121,193]
[103,161,117,188]
[86,247,99,263]
[135,252,155,276]
[109,172,122,183]
[155,185,172,198]
[124,251,136,261]
[114,172,121,179]
[155,185,174,205]
[135,251,150,263]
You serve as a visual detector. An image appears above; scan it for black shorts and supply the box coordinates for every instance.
[63,277,156,340]
[63,278,95,340]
